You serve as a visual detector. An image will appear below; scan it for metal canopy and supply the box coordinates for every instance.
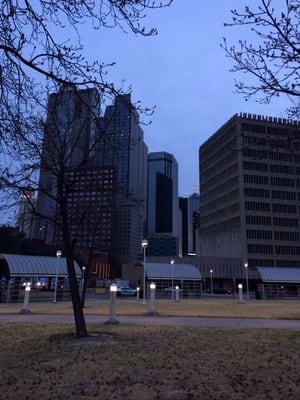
[144,263,202,280]
[0,254,81,277]
[257,267,300,283]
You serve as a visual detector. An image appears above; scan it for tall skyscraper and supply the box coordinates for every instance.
[35,85,100,242]
[199,113,300,268]
[179,197,188,256]
[35,88,147,277]
[188,193,200,254]
[102,94,148,272]
[147,152,179,255]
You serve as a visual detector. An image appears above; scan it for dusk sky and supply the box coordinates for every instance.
[76,0,290,197]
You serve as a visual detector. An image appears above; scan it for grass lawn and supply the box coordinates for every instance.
[0,323,299,399]
[1,298,300,319]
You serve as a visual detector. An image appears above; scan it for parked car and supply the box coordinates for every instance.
[116,286,137,297]
[206,288,232,295]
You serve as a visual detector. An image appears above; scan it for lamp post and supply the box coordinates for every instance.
[141,239,148,305]
[244,262,249,300]
[53,250,62,303]
[81,266,86,295]
[170,259,175,299]
[105,283,119,325]
[210,269,213,295]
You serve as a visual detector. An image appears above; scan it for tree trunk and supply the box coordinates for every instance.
[65,247,88,337]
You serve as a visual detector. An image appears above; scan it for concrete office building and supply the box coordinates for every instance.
[147,152,179,256]
[199,113,300,268]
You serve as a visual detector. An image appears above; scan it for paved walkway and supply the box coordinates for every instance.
[1,313,300,329]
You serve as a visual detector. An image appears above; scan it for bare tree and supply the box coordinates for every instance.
[0,1,172,337]
[222,0,300,119]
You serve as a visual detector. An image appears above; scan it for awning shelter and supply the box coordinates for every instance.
[0,254,81,278]
[256,267,300,299]
[144,262,202,280]
[257,267,300,283]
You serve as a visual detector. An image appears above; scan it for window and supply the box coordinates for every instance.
[275,246,300,256]
[248,244,273,254]
[272,190,296,201]
[247,230,272,240]
[273,217,298,227]
[270,177,295,187]
[274,231,299,241]
[244,174,268,185]
[246,215,271,225]
[243,161,268,172]
[270,164,294,174]
[244,188,269,198]
[272,204,297,214]
[245,201,270,212]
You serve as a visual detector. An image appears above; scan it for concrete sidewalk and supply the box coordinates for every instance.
[1,313,300,329]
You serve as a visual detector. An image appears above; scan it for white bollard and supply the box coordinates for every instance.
[20,283,31,313]
[238,283,244,302]
[105,283,119,325]
[136,287,140,301]
[148,282,156,313]
[175,285,180,302]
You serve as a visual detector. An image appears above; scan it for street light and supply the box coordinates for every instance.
[244,262,249,300]
[141,239,148,305]
[210,269,213,295]
[170,259,175,299]
[81,266,86,295]
[53,250,62,303]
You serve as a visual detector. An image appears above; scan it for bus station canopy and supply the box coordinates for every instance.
[144,262,202,281]
[0,254,81,278]
[257,267,300,283]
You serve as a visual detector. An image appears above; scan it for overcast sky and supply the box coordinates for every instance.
[76,0,290,197]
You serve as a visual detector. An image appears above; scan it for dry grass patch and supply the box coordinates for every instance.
[0,323,300,399]
[1,298,300,319]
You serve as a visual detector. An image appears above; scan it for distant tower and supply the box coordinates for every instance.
[17,189,36,238]
[147,152,179,256]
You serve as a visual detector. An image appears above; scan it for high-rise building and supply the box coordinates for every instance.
[188,193,200,254]
[34,85,100,242]
[35,89,147,277]
[102,94,148,272]
[147,152,179,255]
[199,113,300,268]
[179,197,188,256]
[16,190,36,238]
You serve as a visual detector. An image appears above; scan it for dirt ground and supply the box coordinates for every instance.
[1,297,300,319]
[0,323,299,400]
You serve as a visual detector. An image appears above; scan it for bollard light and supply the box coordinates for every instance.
[238,283,243,302]
[20,282,31,313]
[105,283,119,325]
[148,282,156,313]
[136,286,140,301]
[175,285,180,302]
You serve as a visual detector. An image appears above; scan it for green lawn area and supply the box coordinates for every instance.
[0,323,299,399]
[1,298,300,319]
